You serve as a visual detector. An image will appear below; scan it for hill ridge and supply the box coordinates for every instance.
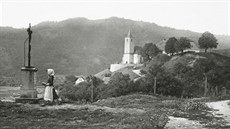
[0,17,229,83]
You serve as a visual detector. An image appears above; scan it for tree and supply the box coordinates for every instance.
[173,62,190,78]
[87,75,103,102]
[141,64,183,97]
[104,72,131,97]
[198,31,218,52]
[173,62,203,98]
[174,37,191,54]
[208,66,230,92]
[152,68,183,97]
[193,58,216,96]
[165,37,177,56]
[141,43,162,62]
[148,64,162,95]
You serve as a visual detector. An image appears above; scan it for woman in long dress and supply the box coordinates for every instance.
[43,69,58,102]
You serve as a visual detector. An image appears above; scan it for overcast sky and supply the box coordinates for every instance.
[0,0,229,35]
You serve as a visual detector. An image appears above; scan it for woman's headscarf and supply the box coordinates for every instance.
[47,69,55,76]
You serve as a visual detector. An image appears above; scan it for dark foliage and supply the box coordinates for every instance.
[173,62,204,97]
[155,70,183,97]
[141,43,162,62]
[165,37,177,55]
[137,66,183,97]
[208,66,230,90]
[172,54,230,97]
[59,75,106,102]
[59,73,133,101]
[198,31,218,52]
[99,72,132,98]
[174,37,191,54]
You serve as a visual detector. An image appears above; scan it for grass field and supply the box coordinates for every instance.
[0,86,230,129]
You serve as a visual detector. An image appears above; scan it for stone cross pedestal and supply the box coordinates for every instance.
[15,66,40,103]
[20,66,38,98]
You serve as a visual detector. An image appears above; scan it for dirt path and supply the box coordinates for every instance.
[166,100,230,129]
[165,116,204,129]
[206,100,230,126]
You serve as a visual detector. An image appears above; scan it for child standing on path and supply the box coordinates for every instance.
[43,69,58,103]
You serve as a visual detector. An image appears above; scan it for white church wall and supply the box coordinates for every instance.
[133,54,141,64]
[110,64,134,72]
[122,54,133,64]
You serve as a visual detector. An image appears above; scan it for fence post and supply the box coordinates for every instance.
[204,74,208,96]
[154,76,157,95]
[90,76,94,102]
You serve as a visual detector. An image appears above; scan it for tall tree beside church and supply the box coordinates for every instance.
[148,64,162,95]
[141,43,161,62]
[174,37,191,54]
[165,37,177,56]
[198,31,218,52]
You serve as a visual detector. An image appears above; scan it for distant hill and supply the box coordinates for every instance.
[0,17,230,83]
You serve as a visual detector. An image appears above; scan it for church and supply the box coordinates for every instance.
[122,30,142,64]
[110,30,142,72]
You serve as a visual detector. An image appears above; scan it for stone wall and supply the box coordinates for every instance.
[110,64,135,72]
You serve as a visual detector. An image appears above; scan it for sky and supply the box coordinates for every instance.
[0,0,229,35]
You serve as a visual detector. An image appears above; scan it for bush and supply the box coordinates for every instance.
[59,72,133,102]
[59,81,89,101]
[179,101,210,111]
[132,78,149,93]
[99,72,131,98]
[119,111,168,129]
[59,75,105,102]
[138,68,183,97]
[155,99,210,112]
[157,74,183,97]
[61,82,91,101]
[156,100,182,109]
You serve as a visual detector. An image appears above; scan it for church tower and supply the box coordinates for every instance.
[122,30,134,64]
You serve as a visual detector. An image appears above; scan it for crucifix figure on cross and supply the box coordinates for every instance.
[27,23,33,67]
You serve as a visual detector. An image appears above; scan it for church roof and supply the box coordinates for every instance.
[134,46,142,54]
[127,30,133,38]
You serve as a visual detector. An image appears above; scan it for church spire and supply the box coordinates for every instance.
[127,30,133,38]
